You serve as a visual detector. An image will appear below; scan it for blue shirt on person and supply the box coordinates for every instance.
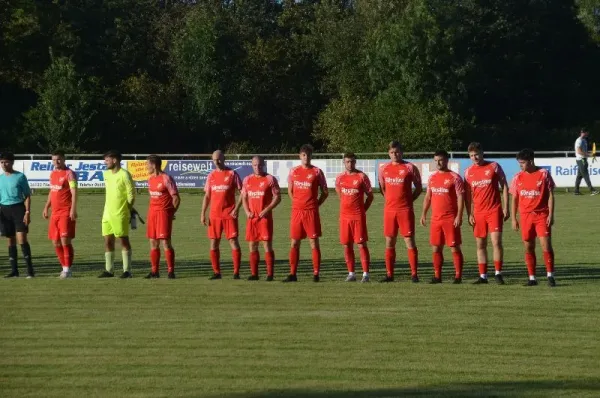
[0,171,31,205]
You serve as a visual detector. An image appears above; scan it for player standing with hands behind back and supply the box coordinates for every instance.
[98,150,135,278]
[510,149,556,287]
[43,150,78,278]
[0,152,34,278]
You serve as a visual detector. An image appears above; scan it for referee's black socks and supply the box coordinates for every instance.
[8,245,18,274]
[20,243,34,275]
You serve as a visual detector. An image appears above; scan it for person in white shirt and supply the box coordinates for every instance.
[574,129,598,196]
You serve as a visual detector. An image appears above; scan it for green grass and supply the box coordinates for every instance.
[1,192,599,397]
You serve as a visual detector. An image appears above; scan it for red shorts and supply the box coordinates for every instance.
[208,218,239,240]
[383,209,415,238]
[340,216,368,245]
[48,215,76,240]
[520,212,551,242]
[246,217,273,242]
[290,209,321,240]
[473,208,504,238]
[430,218,461,247]
[146,210,174,240]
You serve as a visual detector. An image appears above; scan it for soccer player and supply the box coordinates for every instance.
[241,156,281,281]
[335,153,374,282]
[98,150,136,278]
[420,150,465,284]
[285,144,328,282]
[0,152,34,278]
[378,141,422,282]
[145,155,180,279]
[42,150,78,279]
[201,150,243,280]
[510,149,556,287]
[464,142,510,284]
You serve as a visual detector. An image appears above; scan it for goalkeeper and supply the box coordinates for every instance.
[574,129,598,196]
[98,150,136,278]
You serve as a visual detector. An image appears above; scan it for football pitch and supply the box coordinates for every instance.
[1,191,599,397]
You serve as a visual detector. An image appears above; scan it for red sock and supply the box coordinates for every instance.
[385,248,396,278]
[433,252,443,279]
[525,252,536,277]
[408,248,418,277]
[344,246,355,273]
[165,248,175,273]
[232,249,241,275]
[494,260,502,273]
[210,249,221,274]
[289,247,299,275]
[543,251,554,273]
[150,248,160,274]
[359,246,370,273]
[64,244,74,267]
[54,246,64,266]
[250,251,260,276]
[478,263,487,275]
[452,251,464,279]
[312,248,321,275]
[265,251,275,277]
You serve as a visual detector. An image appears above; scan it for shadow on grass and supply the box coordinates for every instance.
[212,379,600,398]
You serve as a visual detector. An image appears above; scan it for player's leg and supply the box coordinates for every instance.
[309,237,321,282]
[523,239,538,286]
[224,218,241,279]
[450,245,464,284]
[1,206,19,277]
[340,218,355,281]
[161,239,175,278]
[117,236,132,278]
[357,242,370,282]
[262,240,275,281]
[248,240,260,280]
[208,218,223,279]
[49,216,64,270]
[400,210,419,282]
[101,232,116,277]
[146,238,161,278]
[536,214,556,286]
[430,222,444,283]
[304,210,322,281]
[382,212,398,282]
[13,204,33,277]
[574,160,583,194]
[473,237,488,283]
[59,216,75,277]
[445,221,463,283]
[285,238,301,282]
[490,232,505,284]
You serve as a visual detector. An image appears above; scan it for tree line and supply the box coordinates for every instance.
[1,0,599,154]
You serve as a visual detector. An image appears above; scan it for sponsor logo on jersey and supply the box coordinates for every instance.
[341,187,360,195]
[149,191,163,197]
[431,187,450,194]
[294,180,312,188]
[520,189,541,198]
[211,184,231,192]
[384,177,405,184]
[50,184,63,191]
[471,179,492,188]
[248,191,265,198]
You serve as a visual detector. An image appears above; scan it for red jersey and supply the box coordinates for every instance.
[510,168,555,214]
[241,173,280,218]
[335,171,372,219]
[205,168,242,219]
[288,165,327,210]
[148,172,178,211]
[378,161,421,211]
[427,170,464,221]
[464,161,506,213]
[49,168,77,216]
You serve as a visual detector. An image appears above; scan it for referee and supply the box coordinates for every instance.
[0,152,35,278]
[574,129,599,196]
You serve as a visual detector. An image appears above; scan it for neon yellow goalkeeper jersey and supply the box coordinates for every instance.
[102,168,135,220]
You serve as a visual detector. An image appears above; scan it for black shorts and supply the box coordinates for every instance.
[0,203,28,237]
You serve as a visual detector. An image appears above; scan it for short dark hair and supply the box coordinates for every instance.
[343,152,356,160]
[516,149,534,161]
[467,142,482,153]
[52,150,66,158]
[104,150,122,162]
[0,152,15,162]
[146,154,162,171]
[434,150,449,159]
[388,141,402,151]
[299,144,313,155]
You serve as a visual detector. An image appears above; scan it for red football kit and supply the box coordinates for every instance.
[242,173,280,242]
[428,170,464,247]
[465,161,506,238]
[48,168,77,240]
[510,168,555,242]
[288,165,327,240]
[335,171,372,244]
[378,161,420,238]
[147,172,179,240]
[204,168,242,240]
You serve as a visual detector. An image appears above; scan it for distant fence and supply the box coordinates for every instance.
[12,151,586,189]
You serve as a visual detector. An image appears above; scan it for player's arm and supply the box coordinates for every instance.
[412,167,423,202]
[364,190,374,212]
[511,193,519,230]
[261,190,282,217]
[69,171,78,221]
[497,165,510,221]
[464,182,473,217]
[576,140,588,157]
[287,171,294,201]
[547,188,555,227]
[363,174,374,212]
[455,188,465,228]
[231,173,243,218]
[241,189,252,218]
[201,191,211,226]
[335,175,341,197]
[21,174,32,226]
[125,171,135,209]
[420,187,432,226]
[378,170,385,197]
[317,170,328,206]
[42,191,52,219]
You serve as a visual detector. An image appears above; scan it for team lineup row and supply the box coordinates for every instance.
[0,142,556,286]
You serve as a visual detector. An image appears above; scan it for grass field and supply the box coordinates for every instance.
[1,191,600,397]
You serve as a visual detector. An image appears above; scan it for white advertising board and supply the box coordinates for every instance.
[534,158,599,188]
[22,160,126,188]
